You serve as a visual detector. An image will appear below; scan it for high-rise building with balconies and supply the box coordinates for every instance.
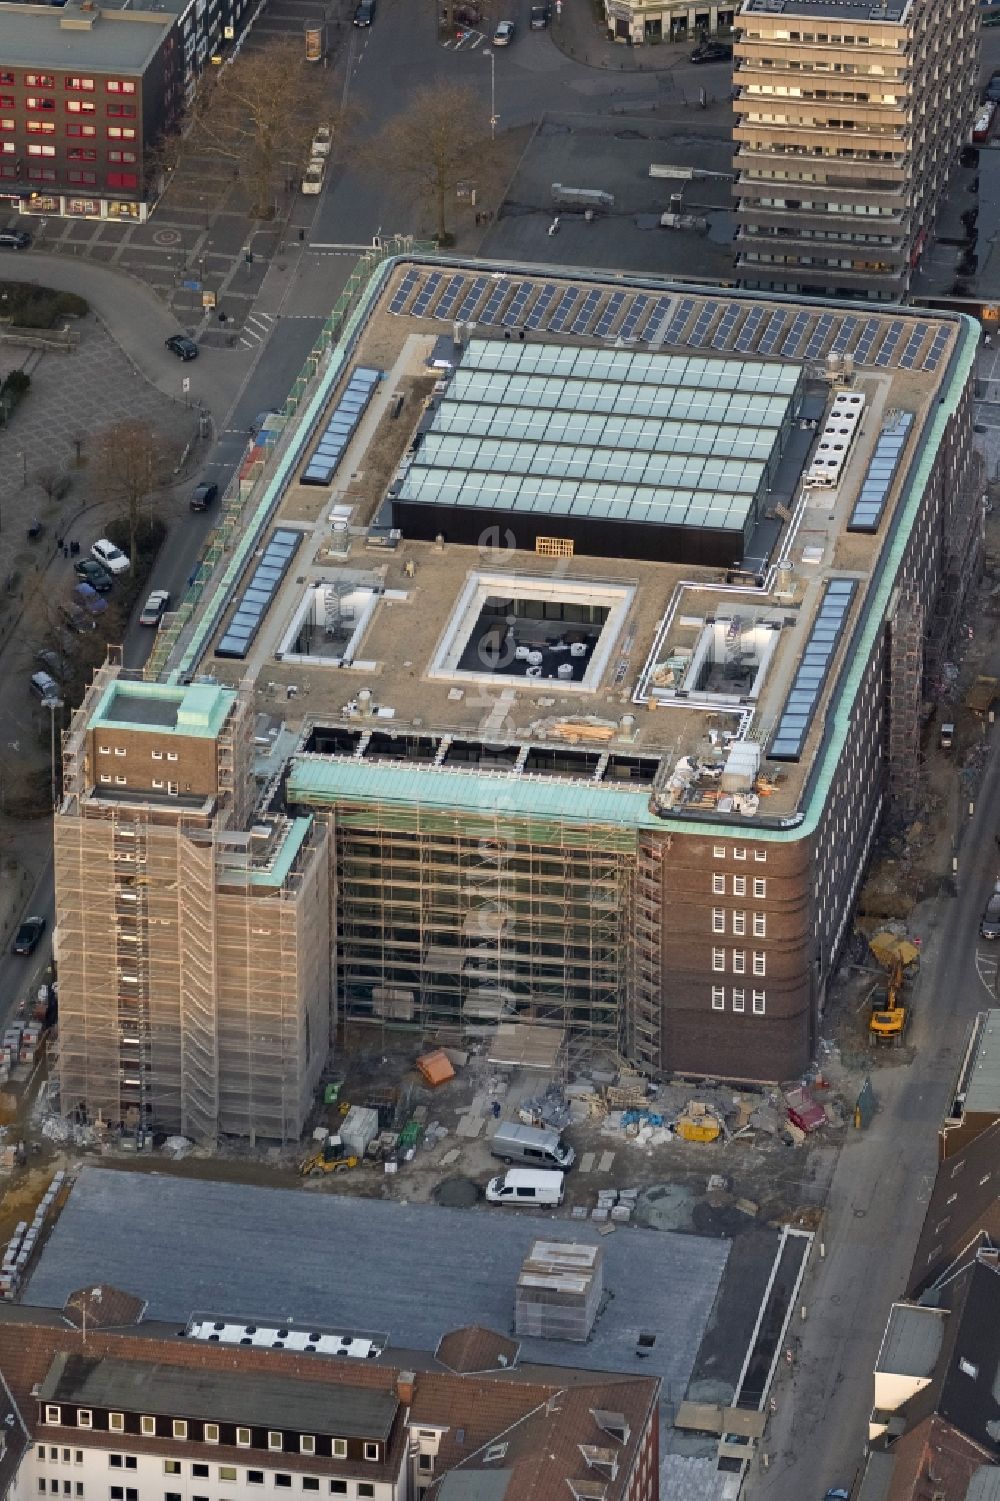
[733,0,978,300]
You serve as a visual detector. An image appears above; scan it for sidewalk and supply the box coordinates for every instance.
[548,0,693,70]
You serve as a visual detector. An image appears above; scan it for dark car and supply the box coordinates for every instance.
[190,481,219,511]
[165,334,199,361]
[981,886,1000,941]
[12,915,45,956]
[354,0,375,23]
[0,230,31,250]
[36,648,67,679]
[530,3,550,25]
[690,40,732,62]
[986,72,1000,101]
[73,558,114,593]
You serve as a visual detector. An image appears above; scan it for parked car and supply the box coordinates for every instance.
[36,648,67,679]
[485,1168,564,1206]
[29,670,60,704]
[354,0,375,23]
[0,230,31,250]
[12,915,46,956]
[981,884,1000,940]
[91,538,130,574]
[691,40,732,61]
[73,558,114,593]
[165,333,198,360]
[530,3,550,25]
[139,589,170,627]
[73,582,108,616]
[311,125,333,157]
[190,482,219,512]
[493,18,515,43]
[302,158,325,195]
[59,605,96,634]
[985,71,1000,102]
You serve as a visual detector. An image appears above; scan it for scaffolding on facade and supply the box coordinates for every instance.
[887,587,925,818]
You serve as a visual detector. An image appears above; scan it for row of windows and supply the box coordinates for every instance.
[712,909,766,937]
[711,845,767,862]
[99,776,179,791]
[35,1482,82,1496]
[0,74,135,92]
[97,748,178,760]
[11,99,137,118]
[711,987,767,1014]
[712,874,768,897]
[711,949,767,976]
[39,1483,373,1501]
[1,122,137,140]
[44,1414,379,1462]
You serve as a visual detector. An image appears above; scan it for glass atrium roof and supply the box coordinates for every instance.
[398,340,800,535]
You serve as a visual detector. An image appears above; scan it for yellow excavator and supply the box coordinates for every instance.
[299,1133,358,1176]
[868,953,909,1045]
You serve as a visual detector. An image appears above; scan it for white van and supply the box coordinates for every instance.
[485,1168,565,1207]
[490,1121,575,1171]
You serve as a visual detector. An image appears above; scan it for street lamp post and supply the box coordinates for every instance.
[483,48,497,141]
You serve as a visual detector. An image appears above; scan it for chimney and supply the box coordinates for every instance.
[397,1371,416,1406]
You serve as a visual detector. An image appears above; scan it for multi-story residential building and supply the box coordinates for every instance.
[0,0,256,224]
[0,1297,661,1501]
[53,667,332,1144]
[733,0,979,300]
[55,259,984,1131]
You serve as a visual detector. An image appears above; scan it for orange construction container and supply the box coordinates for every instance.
[416,1049,455,1088]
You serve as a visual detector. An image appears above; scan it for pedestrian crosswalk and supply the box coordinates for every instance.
[237,310,274,350]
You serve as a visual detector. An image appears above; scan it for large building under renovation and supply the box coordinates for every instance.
[53,256,983,1139]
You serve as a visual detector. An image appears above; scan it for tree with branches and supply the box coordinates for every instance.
[91,419,178,565]
[362,83,490,244]
[187,38,344,219]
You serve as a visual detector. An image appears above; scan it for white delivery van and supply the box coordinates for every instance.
[485,1168,565,1207]
[490,1121,575,1170]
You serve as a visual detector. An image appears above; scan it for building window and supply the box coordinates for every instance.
[66,124,97,137]
[274,1479,292,1490]
[106,172,138,190]
[418,1455,433,1473]
[27,96,56,112]
[166,751,178,762]
[26,120,57,134]
[712,845,725,858]
[712,909,725,933]
[27,73,55,87]
[246,1476,264,1487]
[733,911,746,936]
[753,878,767,897]
[711,986,725,1011]
[732,988,745,1013]
[114,746,126,756]
[75,1488,83,1497]
[302,1483,319,1493]
[151,750,163,760]
[163,1464,180,1477]
[141,1418,156,1437]
[712,873,726,894]
[108,1416,124,1434]
[65,100,96,114]
[106,80,136,93]
[754,848,767,862]
[99,774,112,785]
[106,127,137,139]
[38,1482,46,1494]
[236,1430,251,1448]
[733,847,747,861]
[218,1468,237,1483]
[753,912,766,937]
[733,951,746,975]
[68,171,97,186]
[331,1442,347,1461]
[358,1486,374,1500]
[191,1466,208,1480]
[203,1426,219,1445]
[114,775,127,786]
[165,1494,182,1501]
[753,991,766,1015]
[268,1434,283,1452]
[363,1444,379,1463]
[753,952,766,976]
[109,1460,122,1471]
[167,783,178,796]
[76,1413,92,1429]
[712,948,725,972]
[300,1438,315,1456]
[65,77,95,90]
[75,1456,82,1467]
[27,143,56,157]
[330,1487,347,1497]
[106,103,137,119]
[108,150,136,164]
[110,1490,124,1500]
[732,875,746,896]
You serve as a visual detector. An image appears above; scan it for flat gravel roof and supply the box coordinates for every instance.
[24,1168,729,1401]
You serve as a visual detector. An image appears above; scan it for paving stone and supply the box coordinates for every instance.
[579,1151,596,1173]
[598,1151,616,1172]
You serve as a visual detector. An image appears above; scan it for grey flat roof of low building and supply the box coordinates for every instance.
[0,4,174,72]
[38,1352,398,1440]
[965,1013,1000,1116]
[741,0,909,20]
[876,1303,945,1378]
[24,1168,729,1404]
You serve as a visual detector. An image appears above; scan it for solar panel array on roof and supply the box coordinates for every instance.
[847,410,913,533]
[830,317,858,356]
[712,304,743,349]
[501,281,534,327]
[757,311,787,357]
[897,322,929,370]
[301,366,381,487]
[619,295,651,341]
[804,312,835,362]
[569,289,602,336]
[455,276,488,320]
[687,304,716,348]
[780,311,811,358]
[388,269,419,316]
[769,579,857,762]
[874,319,905,368]
[216,529,302,660]
[411,272,443,318]
[735,306,765,353]
[595,290,627,339]
[479,279,512,324]
[547,288,579,333]
[434,274,467,321]
[663,297,696,344]
[923,327,950,372]
[853,318,882,364]
[526,284,557,330]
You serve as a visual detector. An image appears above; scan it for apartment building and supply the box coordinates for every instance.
[733,0,979,300]
[0,1298,660,1501]
[53,666,332,1144]
[0,0,256,224]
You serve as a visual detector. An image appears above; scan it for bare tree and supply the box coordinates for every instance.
[34,464,70,505]
[186,38,343,219]
[362,84,489,244]
[91,419,177,564]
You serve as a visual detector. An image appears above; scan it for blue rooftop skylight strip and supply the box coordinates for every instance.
[301,366,381,488]
[769,578,858,762]
[847,410,914,533]
[214,530,302,661]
